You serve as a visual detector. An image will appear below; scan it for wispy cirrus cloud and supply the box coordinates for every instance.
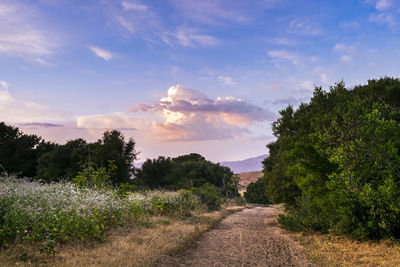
[170,0,249,25]
[0,1,58,62]
[0,87,67,124]
[121,1,148,11]
[288,18,322,36]
[218,76,236,85]
[268,50,300,65]
[17,122,63,128]
[172,27,219,47]
[87,45,113,61]
[365,0,399,28]
[0,80,9,90]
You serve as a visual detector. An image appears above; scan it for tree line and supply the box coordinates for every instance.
[0,123,137,185]
[0,123,238,198]
[248,77,400,240]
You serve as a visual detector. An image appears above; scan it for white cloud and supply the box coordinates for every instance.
[121,1,148,11]
[299,80,314,91]
[76,112,143,130]
[0,2,57,59]
[87,46,113,61]
[333,43,355,53]
[340,55,352,62]
[132,85,275,141]
[268,50,300,65]
[369,12,396,27]
[376,0,392,10]
[0,80,9,90]
[218,76,236,85]
[174,27,219,47]
[288,19,322,36]
[0,88,66,123]
[170,0,247,25]
[320,73,328,83]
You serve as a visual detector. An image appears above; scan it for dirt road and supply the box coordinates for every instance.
[157,206,314,267]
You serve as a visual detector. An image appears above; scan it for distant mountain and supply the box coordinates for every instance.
[220,154,268,173]
[134,161,144,169]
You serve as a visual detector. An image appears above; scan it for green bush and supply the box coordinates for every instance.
[244,178,269,205]
[191,183,222,211]
[263,78,400,240]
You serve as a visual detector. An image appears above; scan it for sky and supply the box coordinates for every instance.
[1,0,399,162]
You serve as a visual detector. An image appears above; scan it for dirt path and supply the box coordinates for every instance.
[157,206,314,267]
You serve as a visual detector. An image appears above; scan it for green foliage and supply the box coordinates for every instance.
[244,178,269,205]
[135,153,238,197]
[0,122,54,177]
[36,139,88,182]
[191,183,222,210]
[0,176,199,253]
[34,129,137,186]
[72,160,116,189]
[264,77,400,240]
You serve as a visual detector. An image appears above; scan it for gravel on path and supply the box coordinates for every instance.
[157,206,314,267]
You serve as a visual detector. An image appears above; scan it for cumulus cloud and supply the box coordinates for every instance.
[132,85,275,141]
[88,46,113,61]
[0,1,57,60]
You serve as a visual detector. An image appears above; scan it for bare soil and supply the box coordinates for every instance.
[157,206,314,267]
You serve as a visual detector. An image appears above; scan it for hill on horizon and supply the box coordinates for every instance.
[220,154,268,173]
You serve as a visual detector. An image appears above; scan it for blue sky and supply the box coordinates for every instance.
[1,0,399,162]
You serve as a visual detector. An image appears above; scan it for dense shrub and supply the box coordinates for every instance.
[191,183,222,211]
[263,78,400,240]
[135,153,238,196]
[244,178,269,205]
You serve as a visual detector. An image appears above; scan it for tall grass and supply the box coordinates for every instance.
[0,175,199,253]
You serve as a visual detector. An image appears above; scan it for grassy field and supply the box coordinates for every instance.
[0,175,243,266]
[291,233,400,266]
[1,206,243,266]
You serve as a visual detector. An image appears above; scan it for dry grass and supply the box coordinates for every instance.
[0,205,244,267]
[291,232,400,266]
[238,171,263,194]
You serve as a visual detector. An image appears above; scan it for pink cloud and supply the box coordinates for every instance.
[132,85,275,141]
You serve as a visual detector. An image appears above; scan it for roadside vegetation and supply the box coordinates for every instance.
[0,122,242,265]
[249,77,400,240]
[0,175,199,254]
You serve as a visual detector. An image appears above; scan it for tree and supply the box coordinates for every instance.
[0,122,52,177]
[90,130,137,185]
[135,153,238,196]
[36,139,88,182]
[264,77,400,239]
[244,178,269,204]
[134,156,173,189]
